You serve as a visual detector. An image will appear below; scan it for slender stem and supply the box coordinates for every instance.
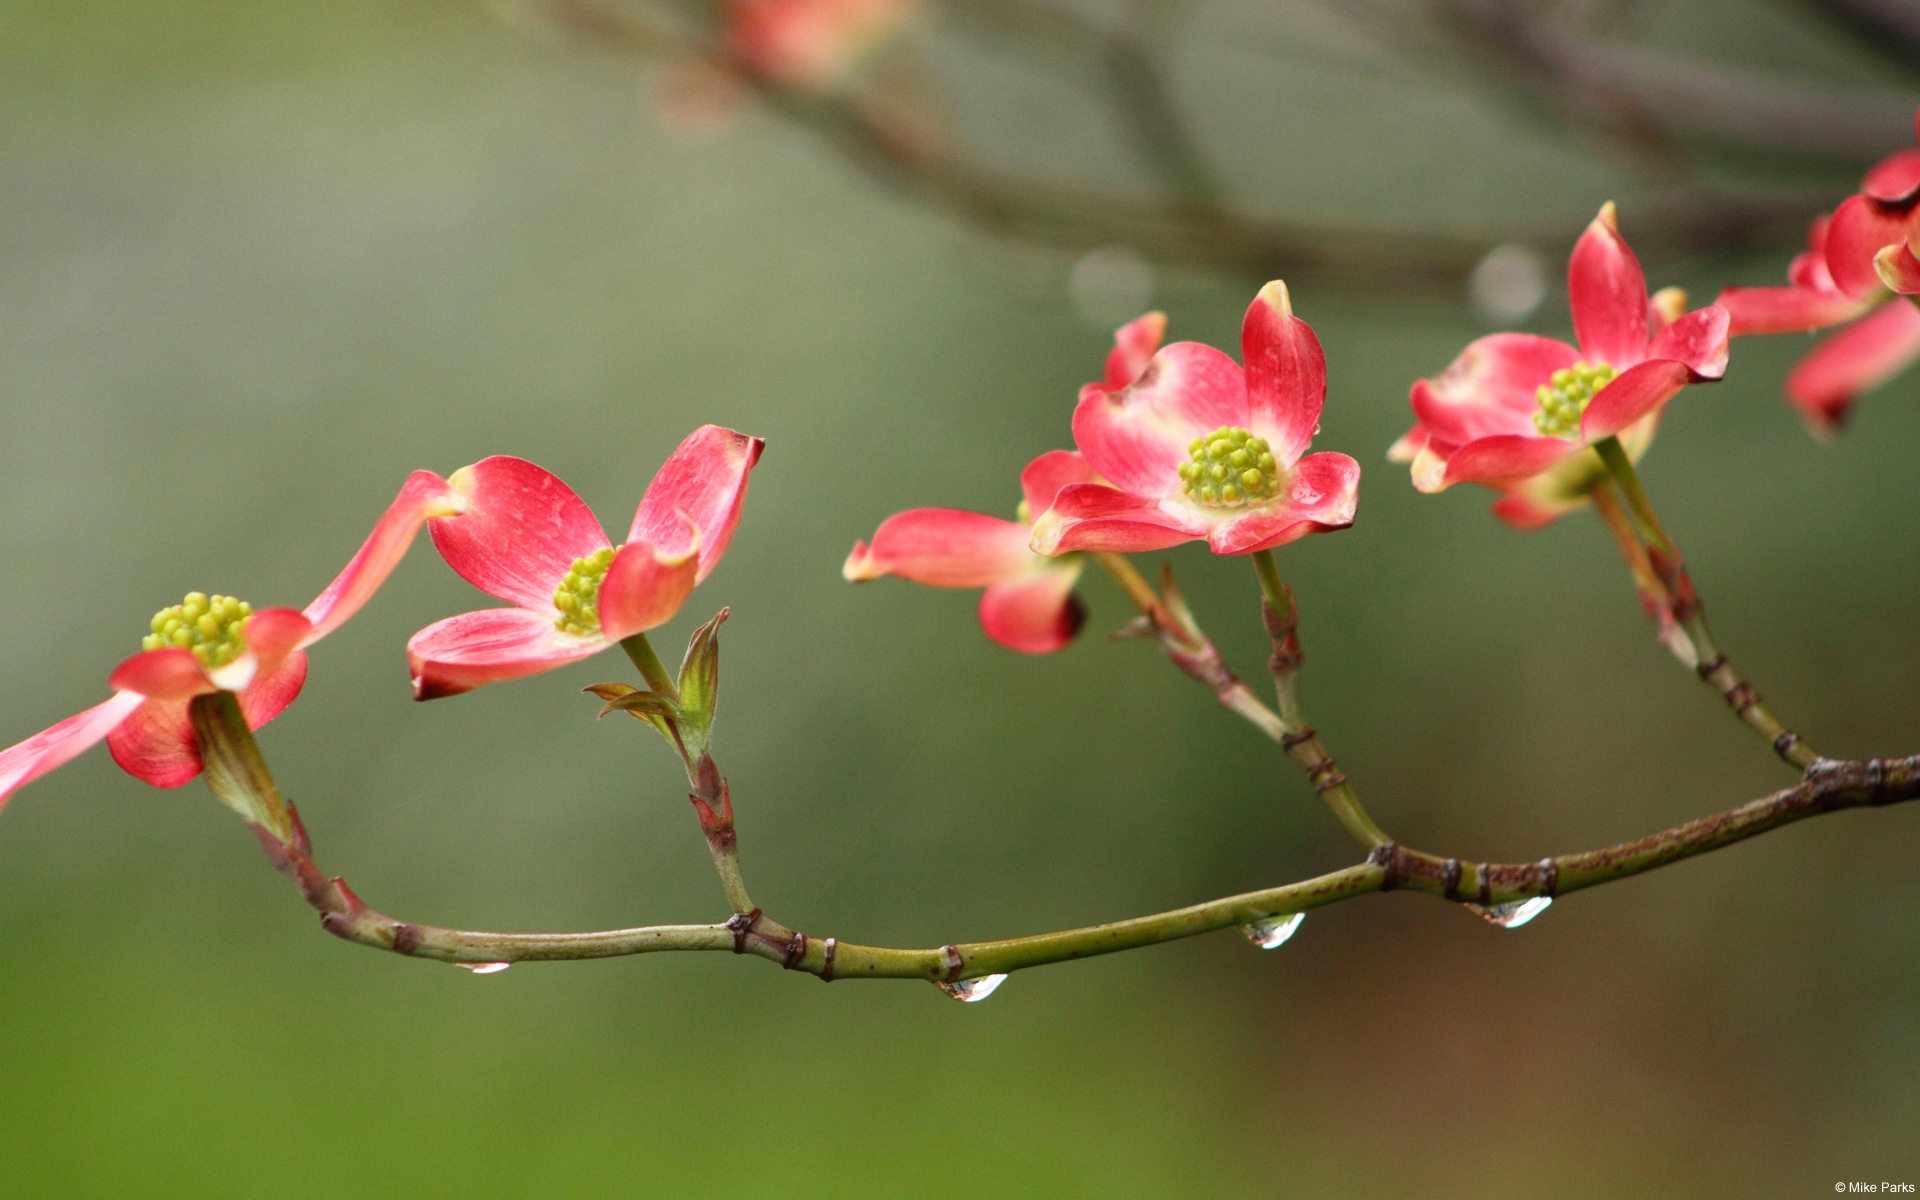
[620,632,679,699]
[190,692,296,843]
[1093,552,1184,640]
[1592,440,1818,767]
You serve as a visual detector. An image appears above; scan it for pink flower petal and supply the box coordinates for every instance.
[1863,147,1920,202]
[1071,342,1250,498]
[1386,424,1429,464]
[1027,483,1200,555]
[978,560,1086,654]
[0,692,146,812]
[1491,492,1576,531]
[242,608,316,678]
[106,697,200,789]
[629,425,764,583]
[301,470,466,645]
[597,539,702,640]
[1646,305,1730,379]
[107,648,217,701]
[1103,312,1167,390]
[1206,451,1359,554]
[1786,298,1920,434]
[407,608,608,700]
[1019,450,1100,519]
[1827,194,1915,298]
[1411,334,1580,445]
[1439,434,1579,489]
[1239,281,1325,464]
[1579,359,1693,442]
[430,457,610,611]
[1568,203,1652,368]
[843,509,1034,587]
[237,649,310,733]
[1878,240,1920,294]
[1715,284,1871,335]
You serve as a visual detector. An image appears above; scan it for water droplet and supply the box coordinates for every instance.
[457,961,512,974]
[1240,912,1305,949]
[1466,896,1552,928]
[937,973,1008,1002]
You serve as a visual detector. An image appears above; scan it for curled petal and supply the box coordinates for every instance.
[1437,434,1578,490]
[237,649,310,735]
[1028,484,1200,555]
[629,425,765,583]
[1206,452,1359,555]
[301,470,466,645]
[1240,281,1325,463]
[597,539,702,640]
[1863,148,1920,202]
[1104,312,1167,390]
[0,692,146,812]
[430,457,609,611]
[407,608,607,700]
[1785,298,1920,434]
[1412,334,1580,445]
[1386,424,1429,464]
[843,509,1034,587]
[1877,240,1920,294]
[1646,305,1730,379]
[105,651,310,788]
[1579,359,1693,442]
[978,560,1086,654]
[1071,342,1250,498]
[1019,450,1101,519]
[107,648,217,702]
[1715,285,1871,335]
[1827,194,1914,298]
[1569,203,1651,368]
[227,608,315,688]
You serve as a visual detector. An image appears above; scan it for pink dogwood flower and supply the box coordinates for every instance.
[1827,110,1920,299]
[725,0,910,90]
[1030,284,1360,557]
[0,472,468,813]
[1390,203,1729,528]
[407,426,763,699]
[844,449,1101,654]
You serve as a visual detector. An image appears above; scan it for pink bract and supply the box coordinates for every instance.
[1826,110,1920,299]
[0,471,467,813]
[408,425,764,699]
[1717,211,1920,434]
[1392,204,1729,528]
[725,0,909,89]
[1031,284,1360,557]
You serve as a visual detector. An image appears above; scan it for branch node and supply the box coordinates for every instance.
[1476,863,1494,907]
[1280,726,1317,750]
[1694,654,1728,679]
[391,923,423,956]
[1440,857,1464,900]
[780,930,809,970]
[939,944,966,984]
[1367,841,1405,891]
[1772,730,1802,763]
[726,908,761,955]
[819,937,838,983]
[1536,856,1561,898]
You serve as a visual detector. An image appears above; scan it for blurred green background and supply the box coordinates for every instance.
[3,2,1919,1195]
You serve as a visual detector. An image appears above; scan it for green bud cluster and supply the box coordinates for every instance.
[1532,360,1617,438]
[553,547,619,636]
[1177,427,1281,508]
[143,592,255,668]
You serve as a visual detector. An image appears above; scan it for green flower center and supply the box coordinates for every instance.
[553,547,619,637]
[1532,361,1617,438]
[1176,427,1281,508]
[143,592,255,668]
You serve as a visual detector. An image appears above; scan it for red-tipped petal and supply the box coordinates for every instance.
[597,540,702,640]
[237,649,309,733]
[1071,342,1250,498]
[1863,147,1920,202]
[1103,312,1167,390]
[407,608,607,700]
[1019,450,1100,519]
[1569,203,1651,367]
[1027,484,1200,555]
[842,509,1034,587]
[1647,305,1730,379]
[1206,451,1359,554]
[1240,281,1325,463]
[1878,240,1920,294]
[1491,492,1576,531]
[0,692,146,812]
[301,470,466,645]
[430,457,609,610]
[107,648,217,701]
[1579,359,1692,442]
[1439,435,1578,489]
[1828,194,1914,298]
[106,698,200,789]
[629,425,764,583]
[231,607,315,685]
[1785,298,1920,434]
[1715,285,1871,335]
[1411,334,1580,445]
[978,560,1086,654]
